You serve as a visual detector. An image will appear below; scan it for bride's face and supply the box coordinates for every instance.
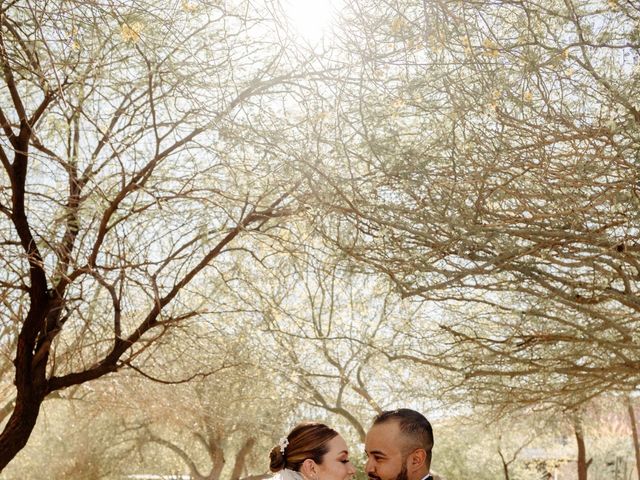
[316,435,357,480]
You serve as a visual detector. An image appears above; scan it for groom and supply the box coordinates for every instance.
[364,409,434,480]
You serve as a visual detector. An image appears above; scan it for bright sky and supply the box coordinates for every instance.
[282,0,341,43]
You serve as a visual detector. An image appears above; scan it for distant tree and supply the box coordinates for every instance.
[225,232,446,442]
[121,336,290,480]
[1,391,133,480]
[227,243,391,441]
[628,395,640,480]
[434,412,550,480]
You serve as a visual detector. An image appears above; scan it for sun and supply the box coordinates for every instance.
[282,0,340,44]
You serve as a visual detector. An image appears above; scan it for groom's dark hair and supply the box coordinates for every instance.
[373,408,433,468]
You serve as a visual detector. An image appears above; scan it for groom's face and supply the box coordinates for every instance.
[364,421,408,480]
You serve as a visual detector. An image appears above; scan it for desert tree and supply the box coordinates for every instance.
[116,330,290,480]
[218,224,447,442]
[0,0,332,467]
[307,0,640,409]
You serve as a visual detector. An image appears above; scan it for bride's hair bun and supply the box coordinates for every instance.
[268,422,338,473]
[270,445,286,472]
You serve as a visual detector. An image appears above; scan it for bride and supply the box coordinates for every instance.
[269,423,357,480]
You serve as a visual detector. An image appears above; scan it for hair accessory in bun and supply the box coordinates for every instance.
[278,436,289,454]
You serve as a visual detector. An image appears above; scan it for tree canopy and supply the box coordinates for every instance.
[1,0,640,475]
[308,0,640,408]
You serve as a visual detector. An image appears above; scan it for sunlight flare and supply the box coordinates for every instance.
[283,0,339,43]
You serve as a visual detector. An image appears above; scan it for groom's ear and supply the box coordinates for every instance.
[408,448,427,471]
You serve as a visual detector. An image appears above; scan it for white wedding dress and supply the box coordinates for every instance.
[272,469,305,480]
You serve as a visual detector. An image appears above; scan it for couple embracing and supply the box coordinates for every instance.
[269,409,434,480]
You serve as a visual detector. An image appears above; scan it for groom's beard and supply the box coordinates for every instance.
[395,464,408,480]
[368,463,408,480]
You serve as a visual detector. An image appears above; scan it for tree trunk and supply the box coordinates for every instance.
[498,446,510,480]
[207,445,225,480]
[627,395,640,480]
[0,391,43,470]
[498,449,510,480]
[573,415,589,480]
[231,437,256,480]
[501,461,510,480]
[0,397,16,424]
[0,296,50,471]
